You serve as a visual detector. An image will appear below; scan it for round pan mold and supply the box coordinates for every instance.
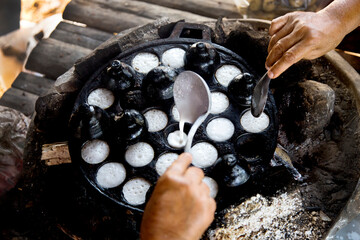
[68,38,278,212]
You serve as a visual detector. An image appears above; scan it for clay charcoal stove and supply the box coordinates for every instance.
[18,19,360,240]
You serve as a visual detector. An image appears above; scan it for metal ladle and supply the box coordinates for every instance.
[173,71,211,153]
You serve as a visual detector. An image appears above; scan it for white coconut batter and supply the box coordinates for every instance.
[161,48,186,69]
[96,162,126,189]
[189,142,218,168]
[132,52,159,74]
[81,139,110,164]
[122,178,151,206]
[144,109,168,132]
[210,92,229,114]
[125,142,154,167]
[87,88,115,109]
[155,152,179,176]
[206,118,235,142]
[171,105,180,122]
[240,109,270,133]
[215,65,242,87]
[203,176,218,198]
[167,130,188,149]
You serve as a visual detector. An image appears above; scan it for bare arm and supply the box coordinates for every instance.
[266,0,360,79]
[140,153,216,240]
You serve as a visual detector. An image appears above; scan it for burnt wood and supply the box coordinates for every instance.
[77,0,213,22]
[137,0,240,19]
[0,87,38,116]
[63,0,153,33]
[11,72,54,96]
[56,21,113,42]
[25,38,92,79]
[50,29,103,50]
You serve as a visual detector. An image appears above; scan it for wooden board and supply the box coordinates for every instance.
[137,0,240,19]
[12,72,54,96]
[63,0,153,33]
[25,38,92,79]
[79,0,213,22]
[0,88,38,116]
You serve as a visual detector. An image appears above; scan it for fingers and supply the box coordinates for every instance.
[266,30,304,70]
[200,181,211,197]
[268,41,310,78]
[184,167,204,184]
[166,152,192,175]
[267,20,297,55]
[269,15,288,36]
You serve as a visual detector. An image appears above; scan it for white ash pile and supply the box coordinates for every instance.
[207,189,330,240]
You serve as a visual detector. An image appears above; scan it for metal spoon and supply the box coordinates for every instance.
[173,71,211,153]
[251,71,271,117]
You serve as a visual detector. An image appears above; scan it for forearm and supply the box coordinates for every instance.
[320,0,360,35]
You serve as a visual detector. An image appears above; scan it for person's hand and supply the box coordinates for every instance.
[140,153,216,240]
[265,11,345,79]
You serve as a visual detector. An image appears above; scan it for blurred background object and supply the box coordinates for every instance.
[0,0,70,97]
[0,0,21,36]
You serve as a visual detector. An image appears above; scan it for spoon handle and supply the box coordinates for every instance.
[184,113,209,153]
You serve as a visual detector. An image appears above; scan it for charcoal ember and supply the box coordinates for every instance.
[276,80,335,142]
[106,60,136,92]
[115,109,147,144]
[142,66,178,102]
[228,72,255,105]
[0,106,30,196]
[184,42,220,77]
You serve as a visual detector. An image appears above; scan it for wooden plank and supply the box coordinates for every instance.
[137,0,240,19]
[12,72,54,96]
[57,21,113,42]
[0,88,38,116]
[62,0,153,33]
[25,38,92,79]
[41,142,72,166]
[50,28,104,50]
[81,0,213,22]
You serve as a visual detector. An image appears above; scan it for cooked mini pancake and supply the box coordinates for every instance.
[240,109,270,133]
[81,139,110,164]
[171,105,180,122]
[210,92,229,114]
[161,48,186,69]
[167,130,187,149]
[190,142,218,168]
[206,118,235,142]
[215,65,242,87]
[125,142,154,167]
[96,162,126,189]
[203,176,218,198]
[87,88,115,109]
[122,178,151,206]
[144,109,168,132]
[155,152,179,176]
[132,52,159,74]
